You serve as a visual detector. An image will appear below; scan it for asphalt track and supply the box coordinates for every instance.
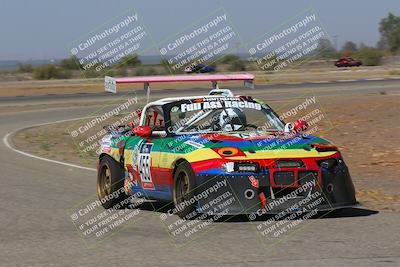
[0,80,399,267]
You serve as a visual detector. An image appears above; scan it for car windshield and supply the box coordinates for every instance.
[168,97,285,134]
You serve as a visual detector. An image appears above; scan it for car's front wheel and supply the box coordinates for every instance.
[173,161,196,218]
[97,155,127,209]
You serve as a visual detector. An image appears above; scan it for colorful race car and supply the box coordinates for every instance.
[97,88,357,218]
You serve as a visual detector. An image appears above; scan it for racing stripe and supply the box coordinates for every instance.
[151,148,337,169]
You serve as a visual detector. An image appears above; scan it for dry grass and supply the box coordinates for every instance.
[388,70,400,76]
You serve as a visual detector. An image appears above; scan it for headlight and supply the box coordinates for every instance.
[222,162,260,173]
[236,163,259,172]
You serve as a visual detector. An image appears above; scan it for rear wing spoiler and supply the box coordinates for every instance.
[105,73,255,98]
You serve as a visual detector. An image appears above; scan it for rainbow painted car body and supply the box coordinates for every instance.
[97,90,357,217]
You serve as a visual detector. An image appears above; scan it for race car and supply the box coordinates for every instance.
[334,57,362,67]
[97,88,357,218]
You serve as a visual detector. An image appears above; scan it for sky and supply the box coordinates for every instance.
[0,0,399,60]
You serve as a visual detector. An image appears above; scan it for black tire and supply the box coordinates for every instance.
[173,161,196,218]
[97,155,127,209]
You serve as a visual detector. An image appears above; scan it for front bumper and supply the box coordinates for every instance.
[194,161,357,215]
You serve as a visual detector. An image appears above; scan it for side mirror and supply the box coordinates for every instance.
[134,126,152,138]
[293,119,309,133]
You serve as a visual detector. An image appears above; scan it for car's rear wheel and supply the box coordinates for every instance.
[97,155,127,209]
[173,161,196,218]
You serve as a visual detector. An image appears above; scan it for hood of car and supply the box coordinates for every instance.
[177,131,332,152]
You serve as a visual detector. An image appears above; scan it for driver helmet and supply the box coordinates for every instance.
[219,108,247,131]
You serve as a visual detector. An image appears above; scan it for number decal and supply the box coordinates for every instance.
[138,143,155,190]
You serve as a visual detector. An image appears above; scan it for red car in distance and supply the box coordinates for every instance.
[334,57,362,67]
